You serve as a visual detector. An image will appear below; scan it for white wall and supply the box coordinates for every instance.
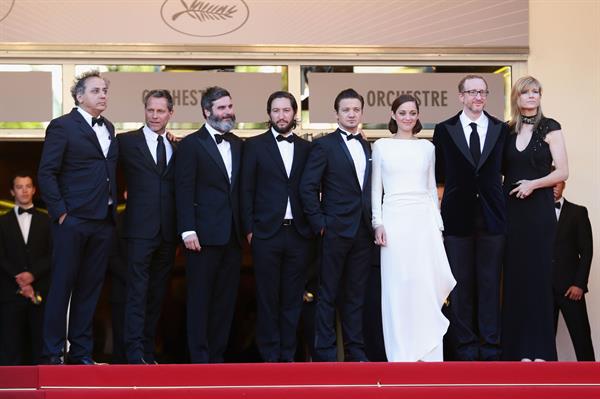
[528,0,600,360]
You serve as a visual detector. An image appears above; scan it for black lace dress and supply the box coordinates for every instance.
[501,117,561,361]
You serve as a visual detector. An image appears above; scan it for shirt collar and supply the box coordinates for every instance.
[205,122,228,141]
[460,111,488,130]
[271,127,293,139]
[338,126,360,138]
[77,107,98,126]
[143,125,165,142]
[556,197,565,207]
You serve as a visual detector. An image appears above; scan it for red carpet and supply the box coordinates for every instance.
[1,362,599,398]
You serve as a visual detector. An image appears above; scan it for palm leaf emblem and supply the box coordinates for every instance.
[172,0,237,21]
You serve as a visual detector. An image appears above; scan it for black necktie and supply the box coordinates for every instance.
[215,133,230,144]
[157,135,166,174]
[469,122,481,165]
[346,133,358,141]
[276,134,294,143]
[555,202,561,210]
[91,116,105,127]
[18,207,34,215]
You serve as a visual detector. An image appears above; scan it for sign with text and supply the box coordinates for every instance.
[103,72,282,123]
[308,73,506,125]
[0,72,52,122]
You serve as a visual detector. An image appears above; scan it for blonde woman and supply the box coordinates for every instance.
[502,76,568,361]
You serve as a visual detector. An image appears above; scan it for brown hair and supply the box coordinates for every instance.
[388,94,422,134]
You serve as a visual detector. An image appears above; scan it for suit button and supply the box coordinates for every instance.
[106,178,109,182]
[476,194,479,198]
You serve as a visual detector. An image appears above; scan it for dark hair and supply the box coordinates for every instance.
[200,86,231,118]
[388,94,422,134]
[70,70,109,105]
[334,88,364,112]
[458,74,488,93]
[144,89,174,112]
[267,91,298,114]
[10,170,35,190]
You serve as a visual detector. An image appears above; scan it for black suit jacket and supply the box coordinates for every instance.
[0,209,51,303]
[175,125,243,246]
[38,108,118,222]
[433,111,508,236]
[553,200,593,294]
[117,128,177,242]
[241,130,312,239]
[300,129,372,239]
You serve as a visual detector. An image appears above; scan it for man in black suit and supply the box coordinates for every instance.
[241,91,314,362]
[0,172,51,365]
[38,70,118,365]
[552,181,595,361]
[433,75,508,361]
[175,86,243,363]
[118,89,178,364]
[300,88,373,362]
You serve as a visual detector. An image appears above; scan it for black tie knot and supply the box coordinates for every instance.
[91,116,105,127]
[555,202,562,210]
[276,134,295,143]
[215,133,230,144]
[157,135,164,143]
[18,207,34,215]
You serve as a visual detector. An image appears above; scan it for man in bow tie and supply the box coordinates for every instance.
[552,181,595,361]
[241,91,314,362]
[0,172,51,365]
[117,89,178,364]
[300,88,373,362]
[38,70,118,365]
[175,86,243,363]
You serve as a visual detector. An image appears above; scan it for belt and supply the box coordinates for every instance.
[282,219,293,226]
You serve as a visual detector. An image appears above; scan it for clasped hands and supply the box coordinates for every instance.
[15,271,36,303]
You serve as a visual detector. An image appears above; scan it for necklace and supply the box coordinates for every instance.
[521,114,537,125]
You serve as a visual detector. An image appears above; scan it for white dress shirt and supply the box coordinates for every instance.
[460,111,488,153]
[339,127,366,190]
[14,206,33,244]
[272,127,294,219]
[555,197,564,220]
[143,125,173,165]
[205,122,232,181]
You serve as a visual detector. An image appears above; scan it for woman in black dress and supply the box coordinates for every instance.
[502,76,569,361]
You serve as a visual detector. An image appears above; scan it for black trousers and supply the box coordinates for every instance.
[124,236,175,363]
[554,294,595,361]
[314,222,372,362]
[43,215,114,361]
[444,232,504,361]
[185,234,241,363]
[252,225,313,362]
[0,299,44,365]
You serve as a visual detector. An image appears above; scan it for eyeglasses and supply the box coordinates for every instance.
[462,90,489,98]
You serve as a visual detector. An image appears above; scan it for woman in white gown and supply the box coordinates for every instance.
[372,94,456,362]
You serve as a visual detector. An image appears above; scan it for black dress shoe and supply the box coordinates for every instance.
[43,356,64,365]
[65,356,99,365]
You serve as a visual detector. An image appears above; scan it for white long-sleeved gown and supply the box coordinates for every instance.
[371,138,456,362]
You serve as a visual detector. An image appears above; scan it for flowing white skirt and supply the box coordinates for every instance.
[380,192,456,362]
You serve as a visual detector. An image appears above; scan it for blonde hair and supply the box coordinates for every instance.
[509,75,544,133]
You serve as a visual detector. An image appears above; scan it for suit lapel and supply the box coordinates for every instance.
[359,137,371,189]
[264,132,288,178]
[71,109,104,156]
[557,200,570,235]
[334,129,361,189]
[134,129,161,174]
[478,112,502,171]
[289,135,303,179]
[197,127,230,184]
[7,211,27,247]
[447,116,476,168]
[230,135,241,190]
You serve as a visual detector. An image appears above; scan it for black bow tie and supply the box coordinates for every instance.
[215,133,230,144]
[18,207,34,215]
[91,116,105,127]
[555,202,562,210]
[276,134,294,143]
[346,133,359,141]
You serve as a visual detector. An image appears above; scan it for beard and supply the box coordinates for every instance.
[207,113,236,132]
[270,118,296,134]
